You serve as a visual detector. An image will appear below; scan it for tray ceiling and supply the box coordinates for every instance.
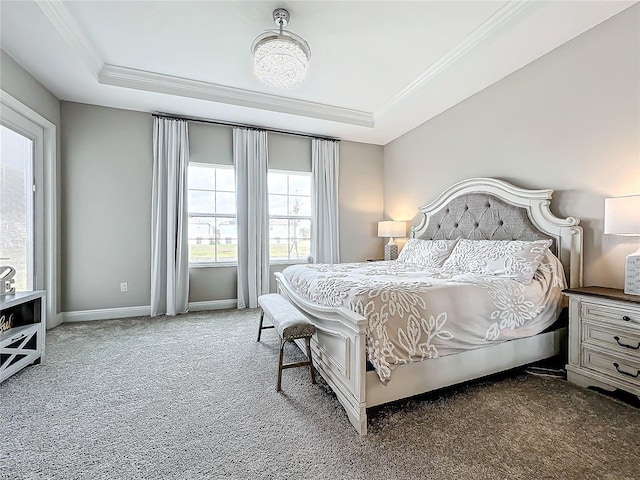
[0,1,635,144]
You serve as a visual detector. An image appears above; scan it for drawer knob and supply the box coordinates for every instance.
[622,315,631,322]
[613,362,640,378]
[614,336,640,350]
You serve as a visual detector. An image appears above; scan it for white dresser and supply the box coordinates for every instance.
[563,287,640,398]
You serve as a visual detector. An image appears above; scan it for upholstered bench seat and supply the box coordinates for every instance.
[257,293,316,391]
[258,294,316,340]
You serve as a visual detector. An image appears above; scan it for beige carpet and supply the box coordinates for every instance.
[1,308,639,480]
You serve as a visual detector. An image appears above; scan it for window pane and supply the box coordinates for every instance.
[269,218,288,260]
[269,218,288,241]
[0,125,33,291]
[216,221,237,261]
[269,194,288,216]
[268,172,288,194]
[216,167,235,192]
[289,196,310,216]
[188,216,216,263]
[189,165,215,190]
[290,219,311,239]
[289,174,311,196]
[188,190,215,214]
[216,192,236,215]
[289,239,310,260]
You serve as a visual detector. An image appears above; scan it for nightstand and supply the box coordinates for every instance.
[563,287,640,398]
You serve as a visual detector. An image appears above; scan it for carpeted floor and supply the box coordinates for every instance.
[1,308,639,480]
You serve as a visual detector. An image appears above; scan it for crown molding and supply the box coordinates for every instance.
[98,64,374,127]
[36,0,104,78]
[375,0,534,119]
[36,0,532,129]
[35,0,372,126]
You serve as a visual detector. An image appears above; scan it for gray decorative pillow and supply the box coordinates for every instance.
[396,238,459,268]
[441,239,552,284]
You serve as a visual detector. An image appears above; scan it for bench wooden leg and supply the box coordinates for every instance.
[276,335,316,392]
[305,336,316,384]
[257,309,264,342]
[257,309,275,342]
[277,338,285,392]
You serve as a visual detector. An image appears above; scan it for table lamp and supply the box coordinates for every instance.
[604,195,640,295]
[378,221,406,261]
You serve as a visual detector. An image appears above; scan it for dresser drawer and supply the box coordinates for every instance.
[582,320,640,359]
[0,323,40,349]
[581,301,640,326]
[1,323,42,382]
[581,347,640,388]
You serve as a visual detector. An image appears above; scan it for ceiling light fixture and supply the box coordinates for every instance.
[251,8,311,89]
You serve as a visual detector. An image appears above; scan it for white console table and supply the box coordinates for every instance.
[1,291,46,382]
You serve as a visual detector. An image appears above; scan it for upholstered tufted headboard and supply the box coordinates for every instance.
[411,178,583,288]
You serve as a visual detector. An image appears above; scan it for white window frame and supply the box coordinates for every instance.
[1,90,57,327]
[187,162,237,268]
[268,169,313,265]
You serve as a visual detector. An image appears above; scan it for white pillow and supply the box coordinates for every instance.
[396,238,459,268]
[441,239,552,284]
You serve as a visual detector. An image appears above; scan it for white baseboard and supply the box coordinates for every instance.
[47,313,64,329]
[60,299,238,323]
[61,305,151,323]
[188,299,237,311]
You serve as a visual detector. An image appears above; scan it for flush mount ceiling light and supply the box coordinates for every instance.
[251,8,311,89]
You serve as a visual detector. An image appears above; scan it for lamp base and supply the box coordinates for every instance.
[384,243,399,261]
[624,248,640,295]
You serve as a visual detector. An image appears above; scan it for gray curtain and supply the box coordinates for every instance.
[150,117,190,316]
[312,138,340,263]
[234,127,270,309]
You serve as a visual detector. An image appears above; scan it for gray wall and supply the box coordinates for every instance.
[1,49,63,326]
[340,141,384,262]
[1,50,60,127]
[383,5,640,289]
[60,103,384,311]
[60,103,153,311]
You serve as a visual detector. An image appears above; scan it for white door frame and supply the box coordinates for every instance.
[1,90,58,328]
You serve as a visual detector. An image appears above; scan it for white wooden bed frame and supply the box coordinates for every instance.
[274,178,583,435]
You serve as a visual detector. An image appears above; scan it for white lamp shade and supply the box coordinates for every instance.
[378,221,405,238]
[604,196,640,235]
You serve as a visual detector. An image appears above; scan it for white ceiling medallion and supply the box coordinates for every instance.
[251,8,311,89]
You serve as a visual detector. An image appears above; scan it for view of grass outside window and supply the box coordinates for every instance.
[188,164,237,263]
[268,171,312,261]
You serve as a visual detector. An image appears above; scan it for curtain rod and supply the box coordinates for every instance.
[152,112,340,142]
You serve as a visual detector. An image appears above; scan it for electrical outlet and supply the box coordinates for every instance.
[120,282,128,292]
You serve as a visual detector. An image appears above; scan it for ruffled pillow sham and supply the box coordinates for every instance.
[441,239,553,284]
[396,238,459,268]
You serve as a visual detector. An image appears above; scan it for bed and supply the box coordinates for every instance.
[274,177,583,435]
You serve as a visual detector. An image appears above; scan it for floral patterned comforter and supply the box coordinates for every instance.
[282,251,566,385]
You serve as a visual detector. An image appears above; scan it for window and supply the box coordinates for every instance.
[0,103,46,294]
[268,171,312,262]
[188,163,237,264]
[0,125,35,290]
